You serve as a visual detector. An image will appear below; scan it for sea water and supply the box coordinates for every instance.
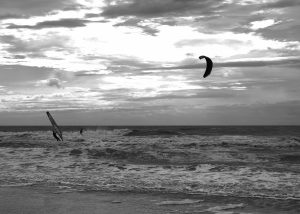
[0,126,299,213]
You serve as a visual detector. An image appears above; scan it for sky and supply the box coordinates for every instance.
[0,0,300,125]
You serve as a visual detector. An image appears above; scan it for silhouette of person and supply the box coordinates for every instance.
[80,128,83,135]
[53,131,61,141]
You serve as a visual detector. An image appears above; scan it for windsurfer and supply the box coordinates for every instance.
[47,111,63,141]
[53,131,61,141]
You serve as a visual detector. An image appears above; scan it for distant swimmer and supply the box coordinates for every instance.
[80,128,83,135]
[53,131,61,141]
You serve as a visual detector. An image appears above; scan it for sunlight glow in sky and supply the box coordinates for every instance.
[0,0,300,125]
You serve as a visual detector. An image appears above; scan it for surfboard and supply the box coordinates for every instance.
[46,111,63,141]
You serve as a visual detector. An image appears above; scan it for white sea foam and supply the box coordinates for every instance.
[206,203,245,211]
[0,129,299,199]
[156,199,203,205]
[203,203,246,214]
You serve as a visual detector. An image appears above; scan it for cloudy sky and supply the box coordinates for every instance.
[0,0,300,125]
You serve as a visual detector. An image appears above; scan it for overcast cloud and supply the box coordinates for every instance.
[0,0,299,125]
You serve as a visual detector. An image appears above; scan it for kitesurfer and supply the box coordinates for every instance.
[199,55,213,78]
[53,131,61,141]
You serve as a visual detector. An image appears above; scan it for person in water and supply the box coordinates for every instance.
[52,131,61,141]
[80,128,83,135]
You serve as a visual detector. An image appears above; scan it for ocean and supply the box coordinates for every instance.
[0,126,299,213]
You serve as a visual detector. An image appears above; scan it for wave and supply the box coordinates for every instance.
[280,155,300,163]
[124,129,183,136]
[0,141,49,148]
[87,148,168,164]
[156,199,203,205]
[205,203,245,212]
[0,129,299,201]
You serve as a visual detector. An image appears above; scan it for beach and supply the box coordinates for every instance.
[1,187,176,214]
[0,126,299,213]
[1,186,299,214]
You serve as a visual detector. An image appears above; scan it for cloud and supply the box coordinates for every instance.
[102,0,300,39]
[126,88,243,102]
[85,76,250,105]
[1,99,300,125]
[3,54,26,59]
[0,34,69,56]
[36,78,63,88]
[0,89,112,113]
[99,0,300,43]
[47,78,63,88]
[175,38,250,47]
[7,18,87,29]
[208,100,300,125]
[77,55,158,75]
[105,57,157,72]
[0,65,55,87]
[12,55,26,59]
[74,70,112,77]
[257,22,300,42]
[85,13,101,18]
[217,58,300,68]
[141,57,300,71]
[114,18,159,36]
[98,0,268,35]
[0,86,8,95]
[0,13,24,20]
[262,0,300,9]
[0,0,78,17]
[101,0,224,18]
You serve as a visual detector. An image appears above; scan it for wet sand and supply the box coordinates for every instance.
[0,187,299,214]
[0,187,172,214]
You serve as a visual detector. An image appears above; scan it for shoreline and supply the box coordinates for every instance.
[0,187,299,214]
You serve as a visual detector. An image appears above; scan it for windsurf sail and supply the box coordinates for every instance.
[46,111,63,141]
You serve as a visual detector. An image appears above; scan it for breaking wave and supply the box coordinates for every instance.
[0,127,299,201]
